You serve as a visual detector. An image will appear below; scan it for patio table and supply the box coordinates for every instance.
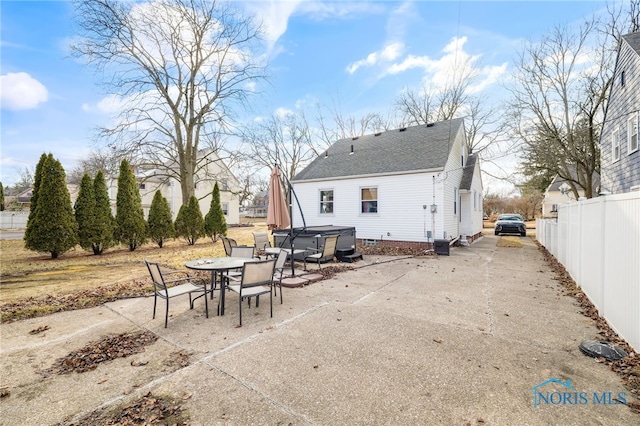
[263,248,307,276]
[185,257,257,316]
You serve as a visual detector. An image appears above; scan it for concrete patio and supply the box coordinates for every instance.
[1,235,637,425]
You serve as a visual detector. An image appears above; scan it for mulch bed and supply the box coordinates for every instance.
[536,241,640,414]
[1,280,152,323]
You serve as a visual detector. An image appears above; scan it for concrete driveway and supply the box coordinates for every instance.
[1,235,637,425]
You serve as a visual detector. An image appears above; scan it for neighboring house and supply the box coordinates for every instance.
[247,191,268,217]
[542,172,601,218]
[291,118,484,249]
[16,188,33,205]
[600,31,640,194]
[107,151,241,225]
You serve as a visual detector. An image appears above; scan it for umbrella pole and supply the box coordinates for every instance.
[288,179,295,276]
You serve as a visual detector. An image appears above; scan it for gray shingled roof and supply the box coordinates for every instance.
[622,31,640,55]
[293,118,464,181]
[459,153,478,190]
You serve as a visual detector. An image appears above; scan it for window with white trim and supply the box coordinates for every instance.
[222,202,228,216]
[629,113,639,154]
[360,187,377,213]
[613,128,621,161]
[319,190,334,214]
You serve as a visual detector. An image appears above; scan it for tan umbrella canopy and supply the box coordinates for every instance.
[267,167,291,231]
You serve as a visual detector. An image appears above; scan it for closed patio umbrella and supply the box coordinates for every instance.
[267,166,294,276]
[267,167,290,231]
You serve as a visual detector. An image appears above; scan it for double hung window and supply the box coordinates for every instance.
[360,187,378,213]
[320,190,334,214]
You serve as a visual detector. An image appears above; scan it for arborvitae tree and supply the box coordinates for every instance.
[204,182,227,243]
[148,190,174,248]
[24,155,78,258]
[174,195,204,245]
[92,170,116,254]
[115,159,147,251]
[0,182,4,211]
[24,153,49,250]
[75,173,99,253]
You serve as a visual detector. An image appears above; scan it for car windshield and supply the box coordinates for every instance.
[498,215,523,221]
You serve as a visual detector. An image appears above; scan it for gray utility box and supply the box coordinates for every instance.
[273,225,356,261]
[434,239,450,256]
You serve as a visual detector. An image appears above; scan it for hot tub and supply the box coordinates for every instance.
[272,225,356,261]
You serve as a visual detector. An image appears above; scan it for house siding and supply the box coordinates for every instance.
[601,36,640,193]
[441,127,466,240]
[292,172,443,244]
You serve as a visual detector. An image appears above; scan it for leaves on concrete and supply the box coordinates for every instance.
[537,241,640,413]
[58,391,188,426]
[43,331,158,375]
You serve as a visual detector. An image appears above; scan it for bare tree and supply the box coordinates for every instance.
[72,0,266,204]
[394,65,508,159]
[67,147,125,183]
[312,100,392,151]
[505,19,614,199]
[241,112,316,183]
[600,0,640,42]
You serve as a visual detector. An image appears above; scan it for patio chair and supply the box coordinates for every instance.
[272,249,289,304]
[221,237,238,256]
[303,235,339,270]
[227,259,276,326]
[222,245,257,284]
[252,231,273,258]
[145,260,208,328]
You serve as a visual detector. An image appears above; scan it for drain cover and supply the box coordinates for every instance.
[579,340,628,361]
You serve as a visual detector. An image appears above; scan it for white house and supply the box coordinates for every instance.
[542,172,600,218]
[290,118,484,249]
[107,151,241,225]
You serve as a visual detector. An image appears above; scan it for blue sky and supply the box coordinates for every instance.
[1,0,611,192]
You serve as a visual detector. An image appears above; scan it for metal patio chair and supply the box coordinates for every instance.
[145,260,208,328]
[227,259,276,326]
[303,234,339,270]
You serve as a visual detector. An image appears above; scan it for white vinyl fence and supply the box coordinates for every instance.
[0,211,28,230]
[536,192,640,353]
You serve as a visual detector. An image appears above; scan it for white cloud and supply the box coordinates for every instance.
[245,0,306,54]
[346,42,405,74]
[0,72,48,110]
[274,107,295,118]
[297,1,385,21]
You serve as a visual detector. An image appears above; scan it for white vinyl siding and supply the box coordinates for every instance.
[293,173,443,243]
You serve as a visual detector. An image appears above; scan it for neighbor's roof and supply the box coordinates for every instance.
[293,118,464,181]
[546,168,601,192]
[622,31,640,56]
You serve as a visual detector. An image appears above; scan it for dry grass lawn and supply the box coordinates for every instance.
[0,223,267,304]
